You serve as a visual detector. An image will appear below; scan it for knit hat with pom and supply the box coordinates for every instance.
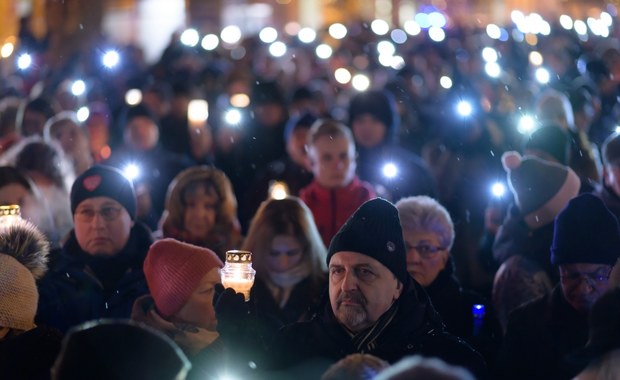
[143,239,223,318]
[502,151,580,229]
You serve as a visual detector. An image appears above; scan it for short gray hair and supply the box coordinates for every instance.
[395,196,455,251]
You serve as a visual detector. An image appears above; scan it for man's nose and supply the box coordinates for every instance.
[341,270,358,291]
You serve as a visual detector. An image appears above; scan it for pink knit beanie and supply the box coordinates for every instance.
[143,239,223,318]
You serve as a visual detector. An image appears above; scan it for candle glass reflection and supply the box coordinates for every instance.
[221,250,256,301]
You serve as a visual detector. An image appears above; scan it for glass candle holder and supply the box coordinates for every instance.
[0,205,21,229]
[221,250,256,301]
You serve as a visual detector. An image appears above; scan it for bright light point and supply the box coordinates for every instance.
[601,12,613,27]
[559,15,573,30]
[486,24,501,39]
[284,22,300,36]
[221,25,242,44]
[351,74,370,92]
[17,53,32,70]
[482,47,498,62]
[71,80,86,96]
[188,99,209,122]
[201,34,219,50]
[529,51,543,66]
[102,50,120,68]
[125,89,142,106]
[517,115,536,134]
[390,56,405,70]
[180,28,200,47]
[440,76,453,89]
[334,68,352,84]
[230,93,250,108]
[485,62,501,78]
[456,101,473,117]
[404,20,421,36]
[539,21,551,36]
[123,164,140,181]
[378,54,392,67]
[382,163,398,178]
[224,108,242,125]
[269,182,289,200]
[616,125,620,134]
[415,13,431,28]
[315,44,333,59]
[328,23,347,39]
[491,182,506,198]
[535,67,550,84]
[269,41,287,57]
[1,43,14,58]
[377,41,396,56]
[428,27,445,42]
[428,12,447,28]
[76,106,90,122]
[511,10,525,24]
[371,19,390,35]
[390,29,407,44]
[259,27,278,43]
[574,20,588,35]
[298,27,316,43]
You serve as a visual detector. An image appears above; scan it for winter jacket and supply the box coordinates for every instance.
[497,285,589,380]
[593,182,620,223]
[262,280,488,379]
[0,326,62,380]
[36,223,153,333]
[300,177,376,247]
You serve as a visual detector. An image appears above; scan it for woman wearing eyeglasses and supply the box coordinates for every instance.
[396,195,500,368]
[241,196,327,337]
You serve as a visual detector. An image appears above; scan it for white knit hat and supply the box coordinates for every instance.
[0,253,38,331]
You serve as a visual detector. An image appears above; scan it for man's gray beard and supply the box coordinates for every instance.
[336,304,368,332]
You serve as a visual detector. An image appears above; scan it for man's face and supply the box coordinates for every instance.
[351,114,387,149]
[172,268,220,331]
[124,116,159,151]
[74,197,134,257]
[329,251,403,333]
[559,263,612,313]
[604,165,620,197]
[308,135,356,189]
[403,229,449,287]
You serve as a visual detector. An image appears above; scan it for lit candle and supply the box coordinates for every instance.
[221,250,256,301]
[268,181,289,200]
[0,205,21,229]
[187,99,209,130]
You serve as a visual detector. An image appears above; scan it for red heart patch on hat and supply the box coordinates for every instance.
[82,175,102,191]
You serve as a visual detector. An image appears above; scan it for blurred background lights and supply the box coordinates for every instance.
[428,12,447,28]
[230,93,250,108]
[511,10,525,25]
[221,25,242,44]
[180,28,199,47]
[298,27,316,43]
[371,19,390,35]
[517,115,536,134]
[482,47,498,62]
[428,27,445,42]
[201,34,219,51]
[529,51,544,66]
[17,53,32,70]
[382,163,398,178]
[414,13,431,28]
[284,22,300,36]
[224,108,242,125]
[259,27,278,43]
[123,164,140,181]
[102,50,120,68]
[1,42,14,58]
[76,106,90,122]
[269,41,287,57]
[71,80,86,96]
[491,182,506,198]
[390,29,407,44]
[574,20,588,35]
[377,41,396,56]
[485,62,501,78]
[351,74,370,91]
[390,56,405,70]
[456,100,473,117]
[535,67,550,84]
[486,24,501,39]
[328,23,347,39]
[601,12,613,27]
[315,44,333,59]
[125,89,142,105]
[334,68,352,84]
[404,20,421,36]
[439,76,453,89]
[559,15,574,30]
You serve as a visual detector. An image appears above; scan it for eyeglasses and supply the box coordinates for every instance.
[75,206,123,223]
[406,244,447,259]
[560,269,611,288]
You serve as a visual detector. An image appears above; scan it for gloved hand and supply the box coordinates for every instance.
[214,283,250,338]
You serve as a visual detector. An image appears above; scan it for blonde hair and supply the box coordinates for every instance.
[307,119,354,147]
[242,197,327,281]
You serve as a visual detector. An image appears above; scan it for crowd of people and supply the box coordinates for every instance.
[1,8,620,379]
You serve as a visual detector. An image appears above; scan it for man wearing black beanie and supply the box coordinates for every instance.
[264,198,487,379]
[498,193,620,380]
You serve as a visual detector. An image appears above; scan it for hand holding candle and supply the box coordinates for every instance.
[220,250,256,301]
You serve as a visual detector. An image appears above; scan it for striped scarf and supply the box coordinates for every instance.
[351,302,399,353]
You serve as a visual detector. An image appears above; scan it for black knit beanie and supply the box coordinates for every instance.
[551,193,620,266]
[327,198,410,285]
[70,165,137,220]
[348,90,398,140]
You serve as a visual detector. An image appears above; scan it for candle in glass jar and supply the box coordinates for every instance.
[221,250,256,301]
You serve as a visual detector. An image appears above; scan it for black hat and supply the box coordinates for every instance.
[327,198,410,285]
[524,124,570,165]
[70,165,136,220]
[348,90,398,139]
[551,194,620,266]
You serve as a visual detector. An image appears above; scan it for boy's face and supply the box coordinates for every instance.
[308,135,356,189]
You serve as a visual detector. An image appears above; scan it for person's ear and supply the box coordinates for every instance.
[393,279,404,300]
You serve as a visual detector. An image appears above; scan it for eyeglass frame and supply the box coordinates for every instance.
[559,267,612,288]
[405,243,448,259]
[74,205,124,223]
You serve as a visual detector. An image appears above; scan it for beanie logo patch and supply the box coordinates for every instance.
[83,175,102,191]
[386,241,395,252]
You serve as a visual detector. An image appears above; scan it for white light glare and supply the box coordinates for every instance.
[298,27,317,43]
[482,47,498,62]
[76,106,90,122]
[428,27,445,42]
[102,50,120,68]
[180,29,200,47]
[616,125,620,134]
[123,163,140,181]
[230,93,250,108]
[259,27,278,43]
[351,74,370,92]
[485,62,501,78]
[334,68,352,84]
[456,100,473,117]
[71,80,86,96]
[439,76,453,89]
[1,43,14,58]
[491,182,506,198]
[529,51,543,66]
[371,19,390,35]
[559,15,573,30]
[221,25,242,44]
[315,44,333,59]
[269,41,287,57]
[486,24,501,39]
[188,99,209,123]
[201,34,220,51]
[404,20,421,36]
[17,53,32,70]
[224,108,242,125]
[517,115,536,134]
[377,41,396,56]
[574,20,588,35]
[535,67,550,84]
[382,163,398,179]
[601,12,613,27]
[125,89,143,106]
[328,23,348,39]
[390,29,407,44]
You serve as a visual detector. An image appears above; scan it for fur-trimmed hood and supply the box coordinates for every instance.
[0,218,50,279]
